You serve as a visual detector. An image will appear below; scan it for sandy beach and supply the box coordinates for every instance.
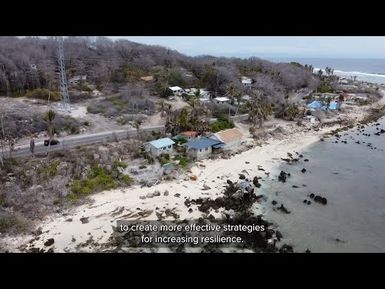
[2,93,385,253]
[1,121,341,252]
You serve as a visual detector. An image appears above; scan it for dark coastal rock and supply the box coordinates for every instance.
[44,238,55,247]
[253,176,261,188]
[272,200,277,205]
[292,185,299,188]
[80,217,89,224]
[174,193,181,198]
[279,244,294,253]
[314,195,327,205]
[305,249,311,253]
[303,199,307,204]
[277,204,291,214]
[276,230,283,241]
[188,208,193,213]
[301,168,306,173]
[304,159,309,162]
[278,171,290,183]
[153,191,161,197]
[226,179,233,186]
[307,201,311,205]
[309,193,315,199]
[239,174,246,180]
[245,161,250,164]
[201,184,211,190]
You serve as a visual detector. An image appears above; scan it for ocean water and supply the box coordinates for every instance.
[258,118,385,252]
[268,57,385,85]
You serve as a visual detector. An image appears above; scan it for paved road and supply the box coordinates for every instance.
[2,125,165,159]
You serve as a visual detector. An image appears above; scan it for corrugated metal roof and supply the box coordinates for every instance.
[187,137,223,150]
[148,138,175,149]
[212,128,242,144]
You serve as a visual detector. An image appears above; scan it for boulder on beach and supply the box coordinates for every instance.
[314,195,327,205]
[278,171,290,183]
[190,175,198,181]
[44,238,55,247]
[253,176,261,188]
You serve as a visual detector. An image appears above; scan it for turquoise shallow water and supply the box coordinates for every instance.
[257,118,385,252]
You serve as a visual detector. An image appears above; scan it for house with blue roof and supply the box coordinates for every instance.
[145,137,175,157]
[186,137,223,160]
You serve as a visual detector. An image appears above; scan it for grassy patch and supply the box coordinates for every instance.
[25,88,61,101]
[68,165,133,202]
[0,216,27,234]
[174,155,189,168]
[37,160,61,177]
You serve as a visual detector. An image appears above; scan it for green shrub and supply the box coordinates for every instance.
[113,160,128,169]
[210,117,235,132]
[0,216,27,233]
[174,155,189,168]
[25,88,61,101]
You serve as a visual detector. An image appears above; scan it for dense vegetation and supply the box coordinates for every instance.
[0,36,320,106]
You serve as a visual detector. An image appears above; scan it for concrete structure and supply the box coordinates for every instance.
[145,137,175,157]
[69,75,87,85]
[209,128,243,150]
[213,97,230,104]
[186,137,223,160]
[169,86,184,96]
[140,76,154,82]
[241,77,252,87]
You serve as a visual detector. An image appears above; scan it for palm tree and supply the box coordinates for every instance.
[158,99,166,117]
[133,120,142,140]
[44,109,56,144]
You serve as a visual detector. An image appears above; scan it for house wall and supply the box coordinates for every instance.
[222,140,241,151]
[146,144,174,157]
[188,146,212,160]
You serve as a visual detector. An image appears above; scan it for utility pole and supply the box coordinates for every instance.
[56,36,71,112]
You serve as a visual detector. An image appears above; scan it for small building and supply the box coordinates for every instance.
[241,77,252,87]
[307,100,323,110]
[209,128,243,150]
[140,76,154,82]
[92,89,102,97]
[169,86,184,96]
[186,137,223,160]
[213,97,230,104]
[145,137,175,157]
[329,101,341,110]
[69,75,87,85]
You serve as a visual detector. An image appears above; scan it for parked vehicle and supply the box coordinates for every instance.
[44,139,60,146]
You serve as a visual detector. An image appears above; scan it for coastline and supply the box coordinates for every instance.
[0,123,340,252]
[2,95,385,253]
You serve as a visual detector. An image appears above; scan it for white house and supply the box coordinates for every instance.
[145,137,175,157]
[213,97,230,104]
[241,95,251,102]
[69,75,87,85]
[169,86,184,96]
[241,77,252,87]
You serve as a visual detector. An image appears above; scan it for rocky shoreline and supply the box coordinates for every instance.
[2,97,385,253]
